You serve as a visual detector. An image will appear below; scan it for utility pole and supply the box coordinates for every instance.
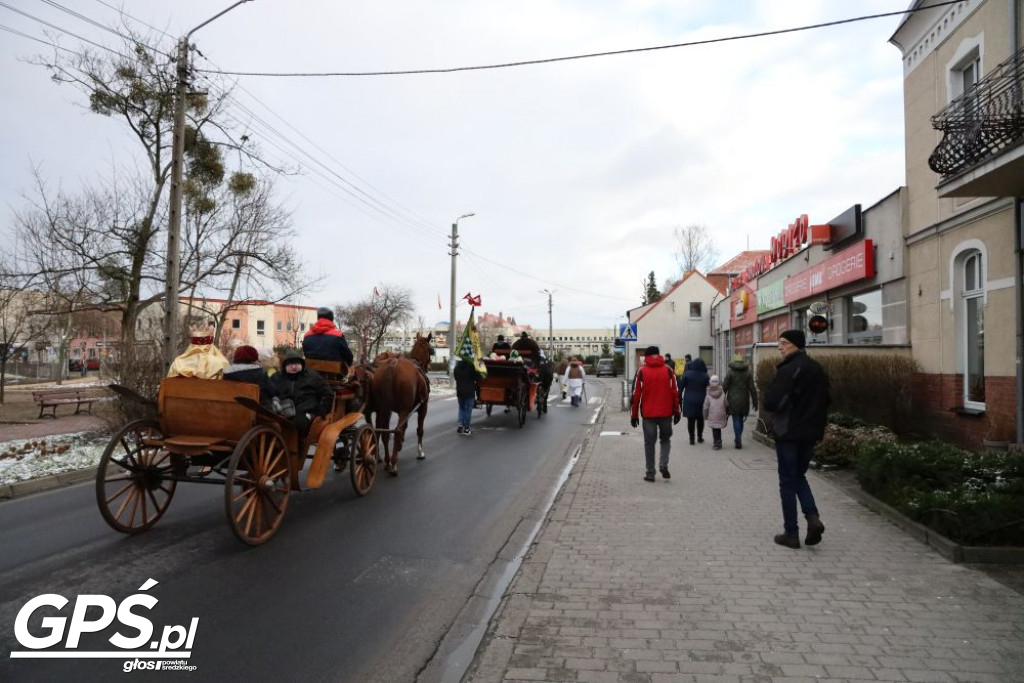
[161,0,253,372]
[448,213,474,378]
[540,289,554,358]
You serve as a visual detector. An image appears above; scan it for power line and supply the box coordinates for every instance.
[194,2,960,78]
[0,1,121,55]
[0,21,85,54]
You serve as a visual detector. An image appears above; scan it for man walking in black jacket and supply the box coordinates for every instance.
[763,330,830,549]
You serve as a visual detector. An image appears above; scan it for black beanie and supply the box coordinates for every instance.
[779,329,806,349]
[644,345,660,356]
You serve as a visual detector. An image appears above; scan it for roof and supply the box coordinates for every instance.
[707,251,771,276]
[633,270,722,323]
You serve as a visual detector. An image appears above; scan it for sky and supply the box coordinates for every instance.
[0,0,910,332]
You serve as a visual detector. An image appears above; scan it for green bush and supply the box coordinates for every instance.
[856,441,1024,545]
[813,420,896,469]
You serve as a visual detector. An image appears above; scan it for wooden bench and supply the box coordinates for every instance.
[32,387,112,419]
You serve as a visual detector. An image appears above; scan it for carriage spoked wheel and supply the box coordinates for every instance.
[517,385,528,428]
[96,419,176,534]
[225,425,291,545]
[349,424,378,496]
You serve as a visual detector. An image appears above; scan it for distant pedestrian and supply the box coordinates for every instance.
[562,357,587,406]
[703,375,728,450]
[453,358,478,436]
[629,346,681,482]
[683,353,692,371]
[679,357,709,444]
[763,329,830,549]
[664,353,676,373]
[723,353,758,449]
[80,360,88,377]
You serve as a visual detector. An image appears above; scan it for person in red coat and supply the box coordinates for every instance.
[630,345,682,482]
[302,307,353,366]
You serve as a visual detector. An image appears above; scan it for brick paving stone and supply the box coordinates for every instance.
[463,395,1024,683]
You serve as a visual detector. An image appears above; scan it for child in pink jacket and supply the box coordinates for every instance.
[703,375,729,450]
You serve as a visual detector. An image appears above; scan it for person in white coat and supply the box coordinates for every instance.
[562,357,587,407]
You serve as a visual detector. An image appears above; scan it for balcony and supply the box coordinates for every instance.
[929,46,1024,198]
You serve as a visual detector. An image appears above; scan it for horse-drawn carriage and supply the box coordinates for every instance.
[98,360,378,545]
[476,342,553,426]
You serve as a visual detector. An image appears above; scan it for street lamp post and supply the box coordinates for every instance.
[540,289,554,358]
[162,0,253,372]
[448,212,474,378]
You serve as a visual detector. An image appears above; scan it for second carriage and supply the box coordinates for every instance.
[475,345,553,426]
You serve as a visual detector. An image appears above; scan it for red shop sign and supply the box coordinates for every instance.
[783,240,874,303]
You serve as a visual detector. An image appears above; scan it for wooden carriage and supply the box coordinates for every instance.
[476,355,541,427]
[98,363,377,545]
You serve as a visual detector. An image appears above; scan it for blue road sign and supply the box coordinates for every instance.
[617,323,637,343]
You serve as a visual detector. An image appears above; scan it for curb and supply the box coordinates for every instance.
[753,430,1024,565]
[0,467,94,500]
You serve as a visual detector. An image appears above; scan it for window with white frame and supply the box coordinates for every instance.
[689,302,702,319]
[256,320,265,336]
[959,249,985,408]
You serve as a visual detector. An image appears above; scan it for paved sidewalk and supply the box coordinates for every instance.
[466,400,1024,682]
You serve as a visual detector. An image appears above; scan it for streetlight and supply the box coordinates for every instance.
[540,289,555,358]
[163,0,253,372]
[448,212,474,377]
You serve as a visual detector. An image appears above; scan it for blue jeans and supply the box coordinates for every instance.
[457,396,475,428]
[775,439,819,534]
[731,414,745,444]
[642,417,673,476]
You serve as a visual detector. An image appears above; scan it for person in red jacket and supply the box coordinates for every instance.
[302,307,354,366]
[630,345,682,482]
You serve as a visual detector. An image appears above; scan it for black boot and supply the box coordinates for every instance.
[805,515,825,546]
[774,533,800,549]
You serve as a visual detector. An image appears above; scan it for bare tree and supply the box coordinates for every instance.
[337,286,415,363]
[0,254,51,403]
[673,224,719,274]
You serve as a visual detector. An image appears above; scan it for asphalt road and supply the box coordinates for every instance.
[0,381,613,682]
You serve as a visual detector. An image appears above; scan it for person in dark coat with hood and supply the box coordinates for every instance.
[224,345,274,403]
[678,357,710,444]
[763,329,830,549]
[302,307,354,367]
[453,358,478,436]
[723,353,758,449]
[269,349,333,438]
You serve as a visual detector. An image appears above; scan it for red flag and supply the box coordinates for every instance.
[463,292,482,307]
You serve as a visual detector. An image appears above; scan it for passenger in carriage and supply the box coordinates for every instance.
[302,306,354,367]
[510,331,541,365]
[270,349,333,437]
[490,334,512,354]
[223,345,274,402]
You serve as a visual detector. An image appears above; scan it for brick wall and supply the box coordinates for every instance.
[912,373,1017,448]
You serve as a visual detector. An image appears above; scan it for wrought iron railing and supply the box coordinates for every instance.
[929,46,1024,177]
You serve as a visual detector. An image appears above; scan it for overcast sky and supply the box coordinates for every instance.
[1,0,909,331]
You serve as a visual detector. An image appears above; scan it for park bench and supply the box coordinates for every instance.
[31,387,112,419]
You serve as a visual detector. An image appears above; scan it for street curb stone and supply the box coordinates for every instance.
[0,466,93,499]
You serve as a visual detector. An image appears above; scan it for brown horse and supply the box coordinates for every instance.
[368,333,433,475]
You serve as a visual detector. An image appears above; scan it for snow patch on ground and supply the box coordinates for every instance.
[0,432,106,485]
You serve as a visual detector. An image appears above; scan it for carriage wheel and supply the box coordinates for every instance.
[96,419,176,534]
[225,425,291,546]
[349,425,378,497]
[517,386,528,428]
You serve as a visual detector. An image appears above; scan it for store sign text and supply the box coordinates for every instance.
[783,240,874,303]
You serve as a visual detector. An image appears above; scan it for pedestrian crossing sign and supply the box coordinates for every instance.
[617,323,637,343]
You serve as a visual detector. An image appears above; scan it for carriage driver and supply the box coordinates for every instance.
[302,306,354,367]
[270,349,333,438]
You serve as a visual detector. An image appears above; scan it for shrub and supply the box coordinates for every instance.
[755,353,918,434]
[856,441,1024,546]
[813,420,896,469]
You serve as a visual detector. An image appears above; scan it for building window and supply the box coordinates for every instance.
[286,322,292,332]
[960,250,985,408]
[256,320,265,336]
[276,321,283,331]
[300,323,306,331]
[847,290,883,345]
[689,302,702,319]
[231,319,240,329]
